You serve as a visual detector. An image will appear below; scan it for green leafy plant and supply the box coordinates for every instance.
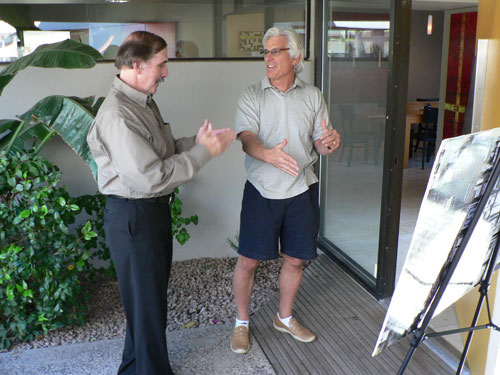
[0,40,103,350]
[0,39,103,179]
[76,187,200,279]
[75,193,112,277]
[0,39,102,95]
[171,187,199,245]
[227,232,240,253]
[0,150,97,350]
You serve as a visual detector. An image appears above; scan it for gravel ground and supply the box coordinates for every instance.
[11,257,286,351]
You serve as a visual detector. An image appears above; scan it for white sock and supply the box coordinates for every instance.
[235,318,249,328]
[278,313,292,327]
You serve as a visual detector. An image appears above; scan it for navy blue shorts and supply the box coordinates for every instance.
[238,181,319,261]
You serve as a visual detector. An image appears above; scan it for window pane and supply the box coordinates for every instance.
[0,0,309,61]
[321,1,391,278]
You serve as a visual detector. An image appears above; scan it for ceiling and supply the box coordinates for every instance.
[412,0,477,11]
[0,0,480,7]
[0,0,479,11]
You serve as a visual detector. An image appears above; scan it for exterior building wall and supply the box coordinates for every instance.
[0,60,313,261]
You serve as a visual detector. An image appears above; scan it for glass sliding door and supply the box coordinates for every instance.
[317,0,411,298]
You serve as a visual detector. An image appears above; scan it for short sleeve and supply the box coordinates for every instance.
[312,88,331,142]
[234,86,260,137]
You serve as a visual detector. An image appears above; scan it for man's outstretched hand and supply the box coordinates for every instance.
[195,118,236,157]
[266,138,300,177]
[239,131,300,177]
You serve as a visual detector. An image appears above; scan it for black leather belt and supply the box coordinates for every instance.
[107,193,175,205]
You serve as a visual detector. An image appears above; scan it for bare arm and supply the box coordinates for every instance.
[239,130,300,177]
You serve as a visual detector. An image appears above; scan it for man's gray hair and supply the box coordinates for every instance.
[263,27,304,74]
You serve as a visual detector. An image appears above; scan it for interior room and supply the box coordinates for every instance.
[401,0,479,358]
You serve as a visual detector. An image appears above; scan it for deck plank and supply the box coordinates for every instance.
[251,255,454,375]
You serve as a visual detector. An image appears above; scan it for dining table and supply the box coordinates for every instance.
[404,101,439,168]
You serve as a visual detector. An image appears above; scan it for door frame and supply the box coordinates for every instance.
[314,0,412,299]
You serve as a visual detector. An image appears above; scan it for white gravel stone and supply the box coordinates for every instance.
[10,257,290,351]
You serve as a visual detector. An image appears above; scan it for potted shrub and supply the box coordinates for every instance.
[0,39,105,350]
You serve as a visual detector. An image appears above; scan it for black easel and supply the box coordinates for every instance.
[425,242,500,374]
[397,144,500,375]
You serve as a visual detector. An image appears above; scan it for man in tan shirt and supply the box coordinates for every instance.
[87,31,234,375]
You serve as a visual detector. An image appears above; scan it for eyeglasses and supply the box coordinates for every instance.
[260,48,290,57]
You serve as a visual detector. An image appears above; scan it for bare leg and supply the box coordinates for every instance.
[233,255,261,320]
[279,254,304,318]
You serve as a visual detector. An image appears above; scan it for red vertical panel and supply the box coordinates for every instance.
[443,12,477,139]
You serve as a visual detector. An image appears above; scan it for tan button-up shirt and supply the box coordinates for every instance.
[87,76,211,199]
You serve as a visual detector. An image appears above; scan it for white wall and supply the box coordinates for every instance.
[0,60,314,261]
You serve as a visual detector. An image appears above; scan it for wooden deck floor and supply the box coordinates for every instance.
[251,255,454,375]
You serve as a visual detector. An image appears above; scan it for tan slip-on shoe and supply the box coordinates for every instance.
[273,314,316,343]
[230,325,250,354]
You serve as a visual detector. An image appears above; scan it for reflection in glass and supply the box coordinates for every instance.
[0,20,18,62]
[322,1,390,278]
[327,27,389,61]
[0,0,308,61]
[32,22,178,59]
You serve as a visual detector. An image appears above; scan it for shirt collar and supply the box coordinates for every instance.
[112,75,151,108]
[261,76,305,93]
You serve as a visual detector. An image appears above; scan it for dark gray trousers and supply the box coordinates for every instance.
[104,197,173,375]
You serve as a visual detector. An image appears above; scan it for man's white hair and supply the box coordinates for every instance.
[263,27,304,74]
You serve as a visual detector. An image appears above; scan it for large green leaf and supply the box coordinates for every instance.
[16,123,53,154]
[19,95,99,180]
[19,96,64,126]
[0,118,53,154]
[0,119,20,134]
[0,39,103,95]
[68,96,103,116]
[91,97,105,115]
[0,119,23,152]
[0,75,14,91]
